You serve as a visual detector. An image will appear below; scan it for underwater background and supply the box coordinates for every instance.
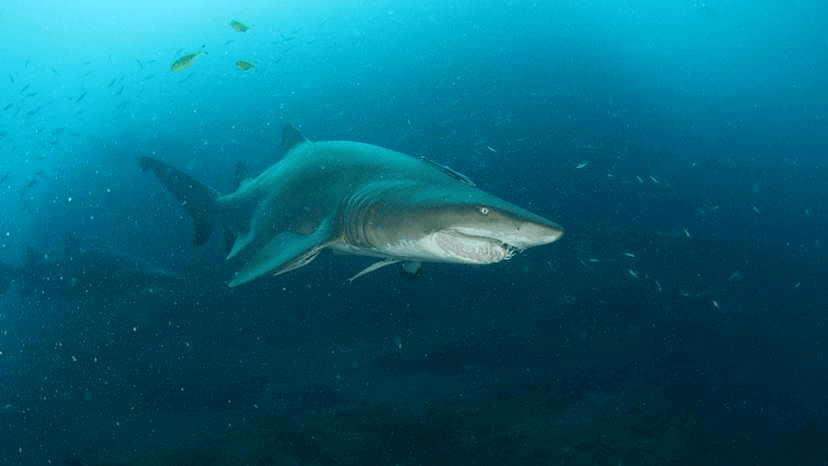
[1,0,828,464]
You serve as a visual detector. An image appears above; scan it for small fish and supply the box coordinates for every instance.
[170,46,206,72]
[234,59,256,72]
[19,84,30,93]
[24,92,38,98]
[51,127,65,136]
[108,77,117,87]
[229,19,253,32]
[115,85,124,96]
[75,91,87,103]
[0,173,8,183]
[2,103,12,111]
[135,58,143,70]
[8,74,13,84]
[25,106,41,116]
[83,70,94,77]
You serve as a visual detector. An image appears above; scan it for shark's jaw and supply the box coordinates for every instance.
[362,223,563,266]
[334,232,514,265]
[430,230,517,264]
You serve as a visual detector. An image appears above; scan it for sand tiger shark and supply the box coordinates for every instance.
[0,235,183,299]
[140,124,563,287]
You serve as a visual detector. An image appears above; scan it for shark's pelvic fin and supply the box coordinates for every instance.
[223,161,251,255]
[226,229,254,260]
[139,157,219,246]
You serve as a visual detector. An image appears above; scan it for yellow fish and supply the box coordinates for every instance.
[229,19,253,33]
[170,46,206,72]
[234,59,255,72]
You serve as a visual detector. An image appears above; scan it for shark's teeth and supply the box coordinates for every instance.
[434,232,508,264]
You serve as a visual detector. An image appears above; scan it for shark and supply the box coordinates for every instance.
[139,124,563,287]
[0,235,183,300]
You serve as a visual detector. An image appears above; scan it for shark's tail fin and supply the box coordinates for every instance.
[139,157,220,246]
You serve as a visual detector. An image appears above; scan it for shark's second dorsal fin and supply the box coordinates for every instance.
[233,160,249,192]
[281,124,307,153]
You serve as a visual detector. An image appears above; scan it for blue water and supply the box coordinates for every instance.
[1,0,827,464]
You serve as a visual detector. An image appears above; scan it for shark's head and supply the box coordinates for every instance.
[347,182,563,265]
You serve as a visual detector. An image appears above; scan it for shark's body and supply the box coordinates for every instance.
[140,125,563,286]
[0,236,183,300]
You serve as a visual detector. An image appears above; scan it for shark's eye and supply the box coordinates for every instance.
[479,206,489,215]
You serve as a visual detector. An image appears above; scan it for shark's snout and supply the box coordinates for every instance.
[514,221,564,248]
[452,219,563,254]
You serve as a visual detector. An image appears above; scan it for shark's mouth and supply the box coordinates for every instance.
[433,231,518,264]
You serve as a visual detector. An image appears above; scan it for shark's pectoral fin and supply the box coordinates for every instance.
[346,259,401,283]
[226,229,254,260]
[228,226,331,288]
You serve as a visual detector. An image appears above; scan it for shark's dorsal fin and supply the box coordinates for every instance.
[281,124,307,153]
